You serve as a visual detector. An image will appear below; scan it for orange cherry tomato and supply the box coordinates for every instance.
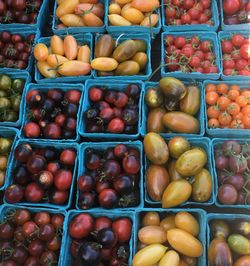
[205,84,217,93]
[64,35,78,60]
[228,89,240,101]
[233,112,244,120]
[227,102,240,115]
[207,105,220,118]
[218,112,232,126]
[243,114,250,128]
[208,118,219,128]
[206,92,219,105]
[34,43,49,61]
[218,96,231,111]
[236,95,248,107]
[217,83,229,95]
[241,105,250,115]
[230,85,241,91]
[230,119,244,129]
[241,90,250,97]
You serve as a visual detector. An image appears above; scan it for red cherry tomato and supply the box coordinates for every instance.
[54,169,72,191]
[69,214,94,239]
[95,217,112,231]
[60,149,76,166]
[24,122,40,138]
[112,218,132,243]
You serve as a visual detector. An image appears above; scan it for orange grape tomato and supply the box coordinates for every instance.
[233,112,244,120]
[241,105,250,115]
[226,102,240,115]
[230,119,244,129]
[207,105,220,119]
[206,92,219,105]
[228,89,240,101]
[230,84,241,91]
[217,83,229,95]
[205,84,217,93]
[218,112,232,126]
[236,95,248,107]
[242,114,250,128]
[208,118,220,128]
[218,96,231,111]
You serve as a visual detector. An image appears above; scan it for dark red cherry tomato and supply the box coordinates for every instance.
[22,221,37,237]
[108,118,125,133]
[5,184,24,203]
[69,214,94,239]
[112,218,132,243]
[24,122,40,138]
[49,190,69,205]
[44,123,62,139]
[122,155,140,174]
[13,209,31,225]
[98,189,118,209]
[28,239,45,257]
[51,214,64,229]
[114,144,128,159]
[89,87,103,102]
[95,217,112,231]
[25,182,44,203]
[54,169,72,191]
[0,222,14,240]
[64,90,81,104]
[60,149,76,166]
[34,211,50,226]
[78,175,95,192]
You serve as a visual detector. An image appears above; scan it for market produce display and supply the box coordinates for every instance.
[55,0,105,29]
[0,136,13,187]
[163,0,214,26]
[22,87,82,140]
[220,33,250,76]
[4,142,77,206]
[144,134,213,207]
[0,31,35,70]
[213,139,250,205]
[208,216,250,265]
[0,206,65,265]
[83,83,140,134]
[163,33,219,75]
[205,82,250,129]
[78,143,141,209]
[67,212,132,265]
[0,0,43,24]
[92,34,149,77]
[133,211,204,266]
[222,0,250,25]
[145,77,201,134]
[0,74,25,123]
[34,34,91,78]
[107,0,160,27]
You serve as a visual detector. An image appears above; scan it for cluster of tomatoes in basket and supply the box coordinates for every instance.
[164,34,218,74]
[78,144,140,209]
[0,31,35,70]
[23,88,81,140]
[0,208,64,265]
[69,213,132,266]
[164,0,214,26]
[84,84,140,134]
[4,143,76,205]
[221,33,250,76]
[206,83,250,129]
[0,0,42,24]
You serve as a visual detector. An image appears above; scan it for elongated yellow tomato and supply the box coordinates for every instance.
[132,244,167,266]
[83,12,104,26]
[140,14,159,27]
[57,0,64,5]
[75,3,104,18]
[131,0,160,12]
[80,0,98,3]
[159,250,180,266]
[60,14,85,27]
[64,35,78,60]
[34,44,48,61]
[91,57,118,71]
[109,3,121,14]
[142,212,160,226]
[115,60,140,76]
[167,229,203,257]
[58,61,91,76]
[46,54,68,68]
[162,179,192,208]
[138,226,167,244]
[160,215,176,232]
[56,0,79,18]
[77,45,90,63]
[116,0,132,4]
[37,61,57,78]
[132,52,148,70]
[121,7,144,24]
[108,14,132,26]
[134,40,147,52]
[51,35,64,56]
[175,212,200,237]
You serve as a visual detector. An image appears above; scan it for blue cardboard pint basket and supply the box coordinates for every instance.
[141,81,205,137]
[0,203,67,266]
[76,141,144,210]
[93,33,152,80]
[144,137,215,206]
[4,139,79,210]
[79,79,144,140]
[62,209,135,266]
[0,126,19,191]
[219,0,250,30]
[0,0,49,31]
[35,33,93,83]
[204,80,250,138]
[161,0,219,32]
[134,208,207,266]
[0,70,31,128]
[212,138,250,209]
[207,213,250,266]
[20,83,84,142]
[52,0,106,34]
[105,0,161,36]
[161,31,221,80]
[219,31,250,80]
[0,27,40,73]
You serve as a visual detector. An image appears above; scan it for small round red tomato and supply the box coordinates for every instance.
[54,169,72,191]
[99,108,114,122]
[189,56,201,67]
[34,211,50,226]
[95,217,112,231]
[13,209,31,226]
[200,40,212,52]
[60,149,76,166]
[174,36,186,48]
[232,34,245,47]
[28,239,45,257]
[240,44,250,59]
[69,213,94,239]
[98,189,118,209]
[24,122,40,138]
[49,190,68,205]
[51,214,64,229]
[114,92,128,108]
[181,46,194,57]
[5,185,24,204]
[44,123,62,139]
[122,155,140,174]
[165,35,174,45]
[165,6,177,19]
[181,13,192,24]
[223,0,240,15]
[107,118,125,133]
[22,221,37,237]
[221,40,234,53]
[112,218,132,243]
[25,182,44,203]
[64,90,81,104]
[235,58,248,70]
[89,87,103,102]
[78,175,95,192]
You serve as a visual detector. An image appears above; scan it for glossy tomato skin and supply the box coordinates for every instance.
[25,182,44,203]
[98,189,118,209]
[54,169,72,191]
[112,218,132,243]
[69,214,94,239]
[95,217,112,231]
